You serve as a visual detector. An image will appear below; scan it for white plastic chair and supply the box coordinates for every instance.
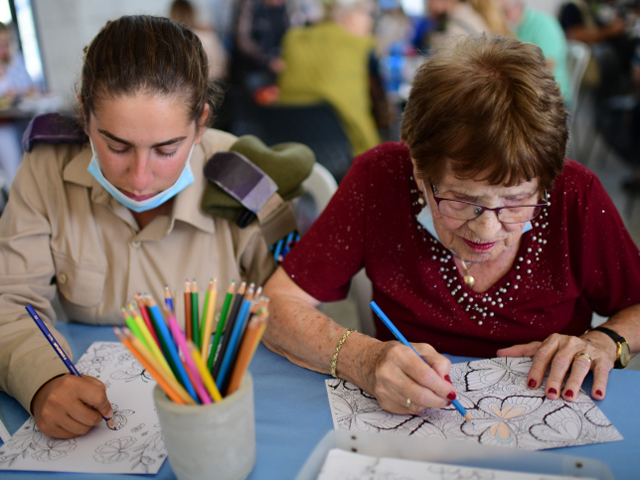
[565,40,591,159]
[300,162,338,214]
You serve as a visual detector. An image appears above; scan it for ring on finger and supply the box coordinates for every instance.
[574,352,592,363]
[405,397,412,409]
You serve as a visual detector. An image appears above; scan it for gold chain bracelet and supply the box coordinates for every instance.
[330,329,356,378]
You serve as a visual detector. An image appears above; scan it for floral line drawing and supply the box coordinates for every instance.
[0,419,76,467]
[326,357,623,451]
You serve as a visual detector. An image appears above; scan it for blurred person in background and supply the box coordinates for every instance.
[559,0,635,89]
[498,0,572,105]
[277,0,385,161]
[0,21,37,186]
[169,0,228,81]
[414,0,511,53]
[230,0,292,93]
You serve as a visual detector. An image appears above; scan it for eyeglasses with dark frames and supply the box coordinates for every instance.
[428,182,549,224]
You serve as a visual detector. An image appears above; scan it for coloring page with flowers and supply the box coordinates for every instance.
[317,448,595,480]
[326,357,622,451]
[0,342,166,474]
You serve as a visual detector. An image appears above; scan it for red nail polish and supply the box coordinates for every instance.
[445,375,452,383]
[447,392,457,401]
[527,379,536,389]
[595,389,603,397]
[547,387,557,395]
[565,390,574,399]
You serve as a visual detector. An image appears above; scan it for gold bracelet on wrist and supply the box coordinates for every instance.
[330,329,356,378]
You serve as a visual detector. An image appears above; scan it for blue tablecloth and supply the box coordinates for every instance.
[1,322,639,479]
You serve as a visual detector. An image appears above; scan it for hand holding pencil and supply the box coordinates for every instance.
[369,301,472,423]
[27,304,116,439]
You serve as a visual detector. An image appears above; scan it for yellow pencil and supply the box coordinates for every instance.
[187,340,223,402]
[200,278,218,359]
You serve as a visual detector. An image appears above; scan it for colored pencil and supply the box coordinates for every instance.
[227,310,268,395]
[200,278,218,359]
[134,293,160,346]
[115,327,194,405]
[191,280,200,349]
[145,296,199,403]
[26,304,117,430]
[127,304,174,376]
[187,341,223,402]
[211,281,246,379]
[217,285,254,393]
[208,280,235,370]
[121,307,151,351]
[184,280,192,342]
[369,301,473,423]
[164,285,174,312]
[165,310,212,404]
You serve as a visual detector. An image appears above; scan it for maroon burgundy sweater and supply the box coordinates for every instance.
[282,142,640,357]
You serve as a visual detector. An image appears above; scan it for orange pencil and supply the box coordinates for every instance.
[200,278,218,359]
[226,310,268,395]
[184,280,192,341]
[114,327,193,405]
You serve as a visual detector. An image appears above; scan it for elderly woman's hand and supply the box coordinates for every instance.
[361,341,456,415]
[496,332,617,402]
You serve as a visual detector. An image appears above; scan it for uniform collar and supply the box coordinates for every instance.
[63,143,215,236]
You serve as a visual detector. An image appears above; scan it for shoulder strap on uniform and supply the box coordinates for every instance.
[22,113,87,152]
[201,135,314,264]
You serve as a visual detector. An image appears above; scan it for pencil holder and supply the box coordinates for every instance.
[153,372,255,480]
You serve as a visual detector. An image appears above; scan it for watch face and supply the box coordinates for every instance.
[619,342,631,368]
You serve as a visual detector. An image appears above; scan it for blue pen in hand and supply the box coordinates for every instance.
[25,304,119,430]
[369,301,473,424]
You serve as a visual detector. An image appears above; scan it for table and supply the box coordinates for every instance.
[2,321,640,479]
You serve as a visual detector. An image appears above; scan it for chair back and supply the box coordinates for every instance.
[256,103,353,182]
[566,40,591,114]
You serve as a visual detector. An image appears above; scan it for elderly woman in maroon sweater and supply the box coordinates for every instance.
[262,35,640,416]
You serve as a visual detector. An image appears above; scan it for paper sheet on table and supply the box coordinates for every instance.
[317,448,597,480]
[326,357,623,450]
[0,342,166,474]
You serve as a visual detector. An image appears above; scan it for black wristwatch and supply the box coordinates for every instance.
[591,326,631,369]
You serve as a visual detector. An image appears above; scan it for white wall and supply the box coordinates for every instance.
[31,0,214,105]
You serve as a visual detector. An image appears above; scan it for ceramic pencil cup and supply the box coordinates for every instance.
[153,372,255,480]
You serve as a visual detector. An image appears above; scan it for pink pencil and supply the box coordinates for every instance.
[166,311,212,404]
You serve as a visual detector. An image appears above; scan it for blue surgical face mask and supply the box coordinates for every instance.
[87,139,195,213]
[416,180,532,245]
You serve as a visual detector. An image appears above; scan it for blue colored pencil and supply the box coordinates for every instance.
[25,304,117,430]
[369,301,473,423]
[145,297,199,403]
[216,297,253,394]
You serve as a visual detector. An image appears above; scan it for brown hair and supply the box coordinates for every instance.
[401,35,568,192]
[80,15,219,128]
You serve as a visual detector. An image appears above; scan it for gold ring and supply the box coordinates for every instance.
[574,352,592,363]
[405,398,412,409]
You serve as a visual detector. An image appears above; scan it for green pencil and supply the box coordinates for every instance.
[208,280,235,370]
[191,280,200,349]
[121,307,151,351]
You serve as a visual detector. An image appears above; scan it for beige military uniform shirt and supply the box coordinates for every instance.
[0,128,276,412]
